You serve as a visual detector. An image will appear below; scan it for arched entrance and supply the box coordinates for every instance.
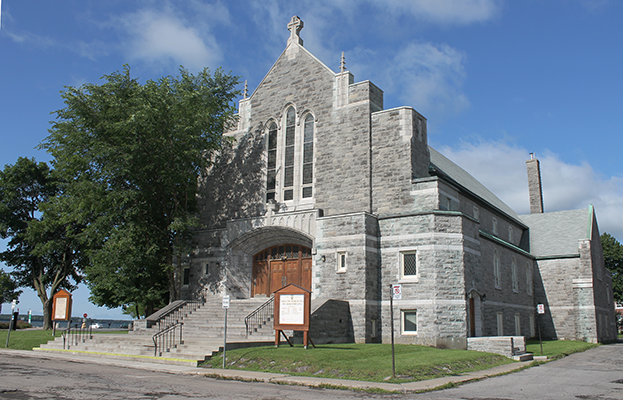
[252,244,312,296]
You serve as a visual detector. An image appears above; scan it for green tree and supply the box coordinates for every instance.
[601,232,623,304]
[0,157,84,329]
[40,66,239,316]
[0,270,22,313]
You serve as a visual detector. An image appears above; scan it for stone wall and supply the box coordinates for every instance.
[314,212,379,342]
[467,336,526,358]
[371,107,429,217]
[378,212,468,347]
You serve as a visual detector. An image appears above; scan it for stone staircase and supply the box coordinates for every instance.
[36,298,276,366]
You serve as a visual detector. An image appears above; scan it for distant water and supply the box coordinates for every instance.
[0,314,132,329]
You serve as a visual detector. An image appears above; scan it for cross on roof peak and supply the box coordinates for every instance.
[287,16,304,45]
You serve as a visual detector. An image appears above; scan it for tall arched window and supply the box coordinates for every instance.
[526,262,533,295]
[283,107,295,201]
[511,256,518,292]
[493,249,501,288]
[266,122,277,202]
[302,114,314,198]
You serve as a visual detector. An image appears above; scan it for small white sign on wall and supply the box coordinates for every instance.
[392,284,402,300]
[537,304,545,314]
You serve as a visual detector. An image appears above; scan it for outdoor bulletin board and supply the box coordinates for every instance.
[273,284,314,348]
[52,289,73,321]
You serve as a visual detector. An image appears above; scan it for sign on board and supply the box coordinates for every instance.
[279,294,305,325]
[222,295,230,309]
[392,284,402,300]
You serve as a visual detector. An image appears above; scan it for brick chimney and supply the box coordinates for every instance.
[526,153,544,214]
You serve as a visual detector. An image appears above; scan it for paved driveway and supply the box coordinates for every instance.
[418,342,623,399]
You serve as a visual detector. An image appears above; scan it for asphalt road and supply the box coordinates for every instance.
[1,343,622,399]
[0,352,397,400]
[418,342,623,400]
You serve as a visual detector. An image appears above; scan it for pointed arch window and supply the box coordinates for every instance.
[302,114,314,198]
[283,107,295,201]
[266,122,277,202]
[493,249,501,289]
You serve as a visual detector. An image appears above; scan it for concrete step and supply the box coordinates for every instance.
[511,352,534,361]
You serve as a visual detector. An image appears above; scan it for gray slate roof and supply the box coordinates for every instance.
[428,146,520,220]
[519,209,590,257]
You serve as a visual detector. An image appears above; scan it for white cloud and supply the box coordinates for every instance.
[375,0,501,24]
[437,140,623,242]
[116,8,223,71]
[355,41,469,118]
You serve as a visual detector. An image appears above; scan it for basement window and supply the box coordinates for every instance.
[402,310,417,334]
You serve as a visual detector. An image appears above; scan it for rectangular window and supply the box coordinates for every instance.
[336,251,346,273]
[284,189,293,201]
[492,217,498,235]
[302,186,312,198]
[205,263,209,275]
[497,312,503,336]
[401,251,417,277]
[529,314,535,338]
[371,319,377,338]
[515,313,521,336]
[402,310,417,334]
[183,268,190,286]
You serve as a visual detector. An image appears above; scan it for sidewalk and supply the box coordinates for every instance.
[2,348,534,393]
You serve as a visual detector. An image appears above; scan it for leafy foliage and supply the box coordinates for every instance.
[40,65,239,316]
[0,270,21,307]
[0,157,84,329]
[601,232,623,304]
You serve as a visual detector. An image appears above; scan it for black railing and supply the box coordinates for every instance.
[146,300,203,331]
[153,322,183,357]
[62,324,93,350]
[245,296,274,337]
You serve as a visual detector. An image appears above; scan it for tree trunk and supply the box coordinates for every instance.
[42,298,53,330]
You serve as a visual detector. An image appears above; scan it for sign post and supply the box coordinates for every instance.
[222,295,230,369]
[389,284,401,379]
[537,303,545,356]
[5,300,16,348]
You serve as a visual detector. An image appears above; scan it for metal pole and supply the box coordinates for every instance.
[389,284,396,379]
[222,307,228,369]
[537,315,543,356]
[5,318,13,348]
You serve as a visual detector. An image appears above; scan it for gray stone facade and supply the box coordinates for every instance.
[184,17,616,348]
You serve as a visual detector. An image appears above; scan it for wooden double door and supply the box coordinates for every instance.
[252,244,312,296]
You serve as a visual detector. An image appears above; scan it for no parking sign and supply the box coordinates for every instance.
[392,284,402,300]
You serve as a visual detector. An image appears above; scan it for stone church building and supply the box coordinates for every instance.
[182,16,616,347]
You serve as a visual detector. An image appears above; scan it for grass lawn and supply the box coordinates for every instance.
[202,343,514,383]
[1,329,128,351]
[526,339,599,359]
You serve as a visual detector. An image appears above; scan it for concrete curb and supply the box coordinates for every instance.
[1,348,534,393]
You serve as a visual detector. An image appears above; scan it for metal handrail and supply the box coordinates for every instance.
[245,296,274,337]
[62,324,93,350]
[147,300,203,331]
[152,322,184,357]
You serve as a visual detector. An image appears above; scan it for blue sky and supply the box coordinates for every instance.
[1,0,622,318]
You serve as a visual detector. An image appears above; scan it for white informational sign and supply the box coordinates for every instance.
[537,304,545,314]
[222,295,230,309]
[54,297,67,320]
[279,294,305,325]
[392,284,402,300]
